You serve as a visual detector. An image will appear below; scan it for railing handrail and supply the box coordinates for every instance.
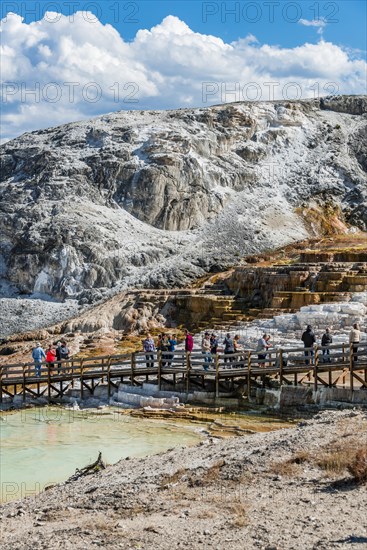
[1,341,366,374]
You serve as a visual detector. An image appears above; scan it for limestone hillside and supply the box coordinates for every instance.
[1,95,366,305]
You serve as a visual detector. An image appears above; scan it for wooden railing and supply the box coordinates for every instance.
[0,342,366,402]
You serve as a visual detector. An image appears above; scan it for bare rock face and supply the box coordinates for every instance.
[0,96,366,311]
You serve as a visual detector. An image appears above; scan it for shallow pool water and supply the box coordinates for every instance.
[0,407,203,503]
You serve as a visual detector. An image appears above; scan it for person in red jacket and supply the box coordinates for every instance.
[46,344,56,372]
[184,329,194,369]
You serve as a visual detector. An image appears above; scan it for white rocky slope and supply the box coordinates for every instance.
[0,96,366,330]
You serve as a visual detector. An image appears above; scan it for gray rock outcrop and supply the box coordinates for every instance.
[0,96,366,313]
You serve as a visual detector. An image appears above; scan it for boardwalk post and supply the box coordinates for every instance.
[349,344,354,392]
[328,359,332,387]
[107,357,111,398]
[131,353,136,386]
[47,362,51,403]
[80,359,84,400]
[279,349,284,386]
[185,352,190,394]
[158,351,162,391]
[313,346,319,393]
[215,353,219,398]
[71,359,75,388]
[23,364,26,402]
[247,351,251,398]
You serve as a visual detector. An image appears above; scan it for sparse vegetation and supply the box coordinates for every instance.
[347,447,367,483]
[314,446,352,474]
[227,502,249,528]
[199,460,226,485]
[159,468,188,489]
[272,441,367,482]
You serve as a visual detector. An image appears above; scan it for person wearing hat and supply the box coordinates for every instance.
[31,342,46,377]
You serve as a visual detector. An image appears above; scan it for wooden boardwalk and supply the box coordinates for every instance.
[1,342,367,404]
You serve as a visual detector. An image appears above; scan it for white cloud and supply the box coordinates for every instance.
[1,12,366,142]
[299,18,327,28]
[299,17,327,35]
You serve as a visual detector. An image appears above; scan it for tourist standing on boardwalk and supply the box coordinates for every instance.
[256,334,269,365]
[223,333,234,364]
[167,334,177,366]
[349,323,361,363]
[60,341,70,372]
[184,329,194,368]
[233,334,242,367]
[46,344,56,372]
[55,341,62,372]
[60,341,70,360]
[202,332,212,371]
[158,334,170,366]
[301,325,316,365]
[233,334,241,352]
[210,333,218,355]
[321,328,333,363]
[143,334,155,368]
[32,342,46,377]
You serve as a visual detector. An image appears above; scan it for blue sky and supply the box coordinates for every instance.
[1,0,366,141]
[3,0,366,50]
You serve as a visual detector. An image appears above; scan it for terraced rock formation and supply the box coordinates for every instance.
[224,241,367,316]
[1,96,366,314]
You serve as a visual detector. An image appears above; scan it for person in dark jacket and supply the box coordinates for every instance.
[55,341,62,373]
[301,325,316,365]
[321,328,332,363]
[60,340,70,372]
[223,333,235,364]
[210,333,218,355]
